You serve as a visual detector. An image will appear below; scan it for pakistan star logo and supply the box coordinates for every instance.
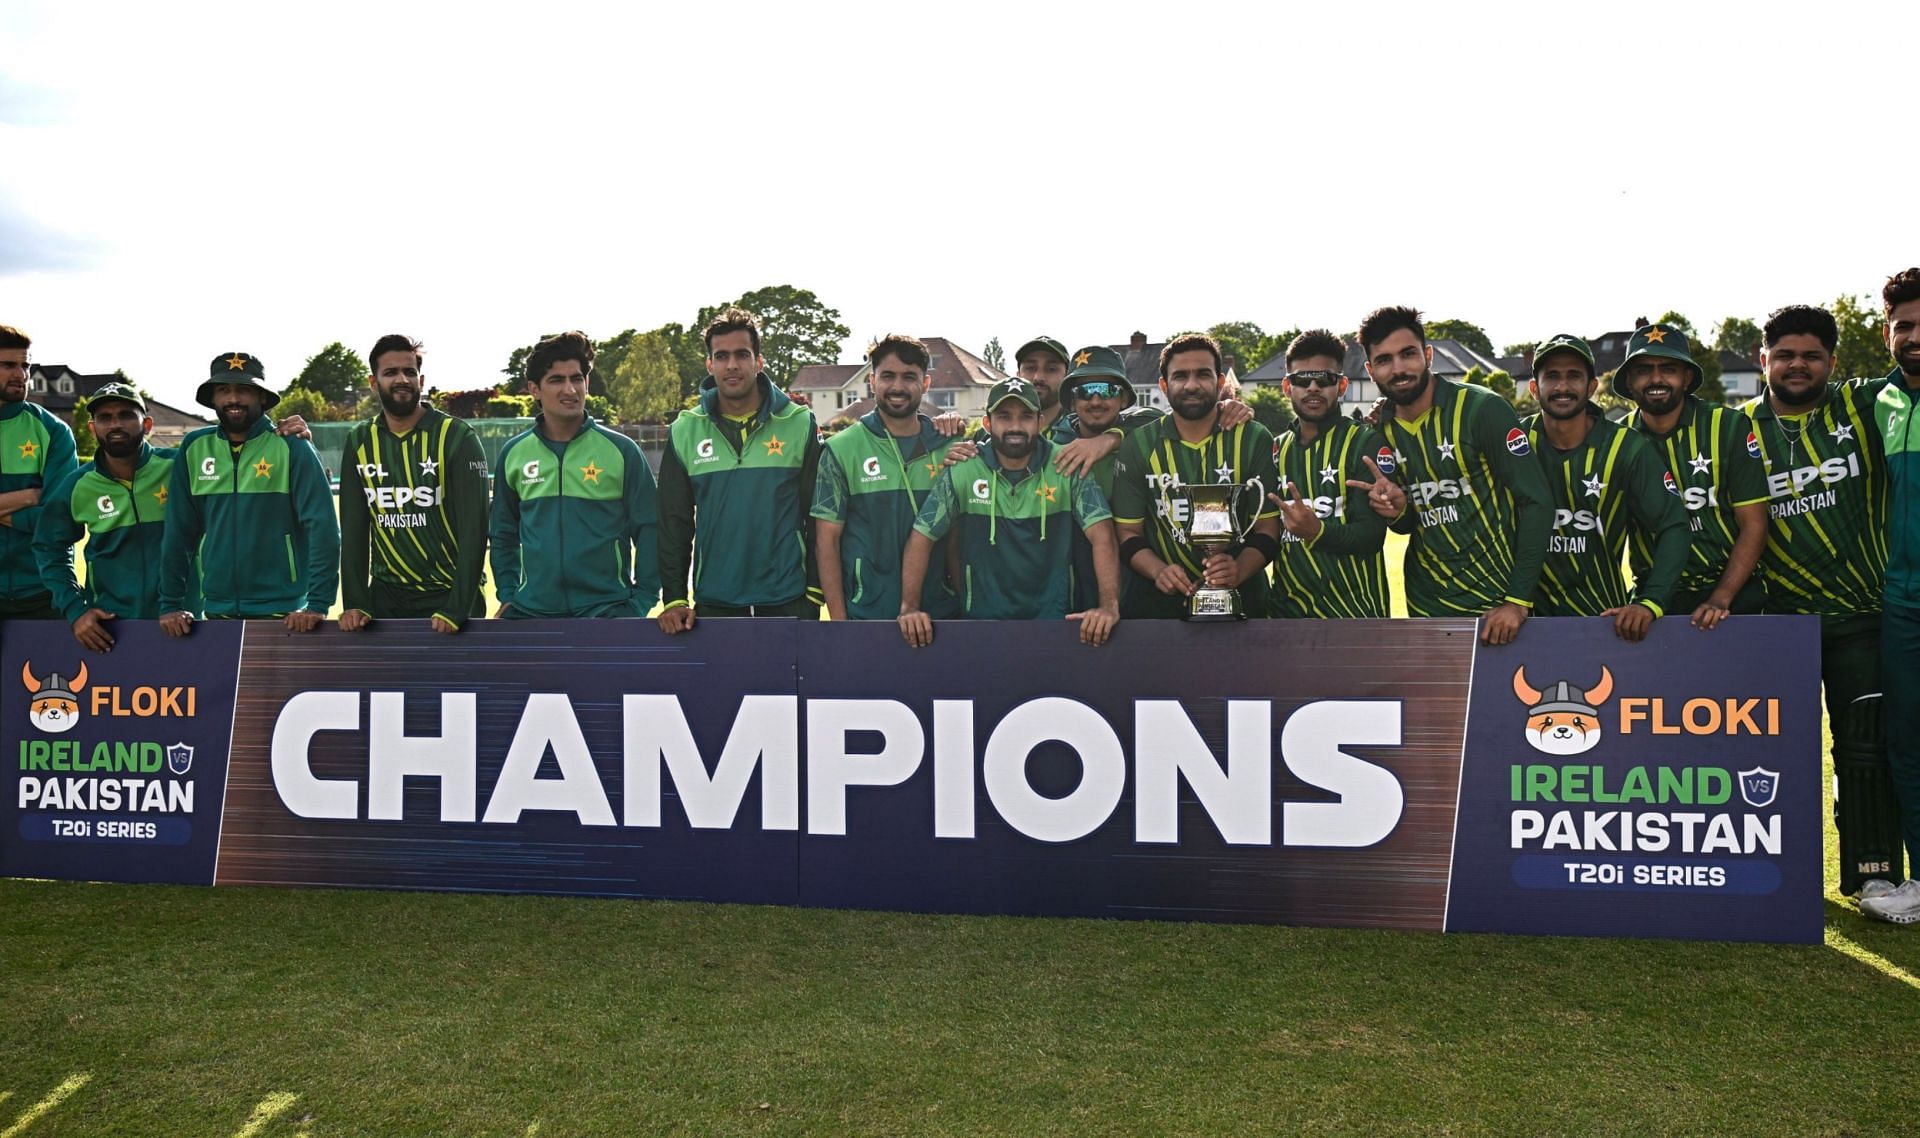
[765,437,786,457]
[579,461,603,484]
[1035,484,1057,503]
[252,458,273,479]
[1644,326,1668,344]
[153,487,168,506]
[1074,350,1092,366]
[18,440,37,459]
[225,354,249,370]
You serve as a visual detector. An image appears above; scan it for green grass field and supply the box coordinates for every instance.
[23,528,1919,1134]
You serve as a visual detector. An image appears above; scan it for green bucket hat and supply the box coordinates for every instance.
[986,377,1042,412]
[86,381,147,415]
[1064,345,1135,409]
[1013,336,1069,368]
[1617,324,1701,394]
[196,352,280,411]
[1530,333,1596,377]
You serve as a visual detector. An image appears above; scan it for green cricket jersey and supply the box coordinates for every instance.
[1522,407,1687,617]
[1744,380,1888,616]
[33,442,200,622]
[1625,395,1770,604]
[338,408,491,627]
[160,416,341,617]
[912,436,1111,620]
[1109,413,1281,619]
[490,416,658,618]
[1379,377,1553,617]
[1876,369,1920,608]
[1270,416,1390,619]
[812,412,961,620]
[658,376,822,609]
[0,398,79,611]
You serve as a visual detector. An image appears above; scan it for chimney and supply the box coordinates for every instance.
[1130,331,1147,351]
[1223,353,1239,375]
[1633,316,1649,329]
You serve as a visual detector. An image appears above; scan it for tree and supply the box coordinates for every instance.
[982,337,1006,372]
[1502,341,1538,357]
[294,342,366,405]
[71,394,97,459]
[1483,368,1516,401]
[1202,321,1296,376]
[501,344,532,393]
[1713,316,1762,360]
[607,329,683,424]
[274,386,330,424]
[1242,384,1293,436]
[1831,293,1892,381]
[1425,319,1495,359]
[692,285,850,388]
[1653,311,1724,403]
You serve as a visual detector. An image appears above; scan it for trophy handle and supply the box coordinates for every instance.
[1230,480,1263,544]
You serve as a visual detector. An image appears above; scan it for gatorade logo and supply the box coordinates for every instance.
[862,456,883,478]
[1746,431,1762,460]
[521,460,541,480]
[1506,428,1532,457]
[696,439,715,460]
[199,456,217,479]
[1375,446,1397,475]
[96,494,117,515]
[972,478,991,500]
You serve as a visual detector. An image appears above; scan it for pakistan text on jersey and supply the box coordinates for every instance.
[377,512,431,530]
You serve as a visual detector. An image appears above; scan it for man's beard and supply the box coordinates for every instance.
[1771,374,1823,408]
[1897,346,1920,378]
[1383,367,1432,407]
[99,432,143,459]
[995,431,1035,460]
[378,383,420,417]
[1171,390,1217,422]
[219,403,263,433]
[878,389,922,420]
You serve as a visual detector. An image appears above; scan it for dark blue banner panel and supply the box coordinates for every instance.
[1444,616,1822,943]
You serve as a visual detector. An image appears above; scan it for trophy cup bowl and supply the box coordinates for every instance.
[1164,480,1257,621]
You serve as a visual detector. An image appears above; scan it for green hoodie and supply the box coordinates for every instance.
[159,416,340,617]
[1875,369,1920,608]
[0,397,80,611]
[35,442,200,622]
[912,436,1112,620]
[658,374,822,609]
[489,415,659,618]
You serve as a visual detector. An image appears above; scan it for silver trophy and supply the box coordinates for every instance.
[1160,480,1259,621]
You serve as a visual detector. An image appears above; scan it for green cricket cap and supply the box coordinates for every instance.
[1618,323,1702,393]
[86,382,146,414]
[987,377,1042,412]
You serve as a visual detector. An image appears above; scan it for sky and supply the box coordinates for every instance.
[2,1,1915,411]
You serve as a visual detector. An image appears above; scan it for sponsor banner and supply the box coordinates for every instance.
[1,615,1822,942]
[217,620,802,903]
[1443,616,1822,943]
[795,619,1475,927]
[3,621,239,885]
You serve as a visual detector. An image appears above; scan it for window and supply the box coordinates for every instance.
[56,377,73,395]
[932,390,957,409]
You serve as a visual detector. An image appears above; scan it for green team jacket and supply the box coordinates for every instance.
[812,412,961,620]
[0,398,80,607]
[34,442,200,622]
[1874,369,1920,608]
[339,408,491,627]
[1049,405,1160,610]
[489,416,659,618]
[658,375,822,609]
[914,437,1113,620]
[160,416,340,617]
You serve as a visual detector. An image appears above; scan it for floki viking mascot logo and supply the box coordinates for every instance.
[22,659,89,734]
[1513,665,1613,756]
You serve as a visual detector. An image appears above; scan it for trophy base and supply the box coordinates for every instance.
[1185,588,1246,622]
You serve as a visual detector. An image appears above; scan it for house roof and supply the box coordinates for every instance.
[1108,335,1241,389]
[27,364,122,413]
[788,338,1006,396]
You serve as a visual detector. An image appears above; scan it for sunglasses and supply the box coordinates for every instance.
[1071,380,1126,399]
[1285,370,1341,389]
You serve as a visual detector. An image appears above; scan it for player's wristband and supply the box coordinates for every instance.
[1119,536,1154,564]
[1242,533,1280,564]
[1632,599,1664,618]
[662,598,691,612]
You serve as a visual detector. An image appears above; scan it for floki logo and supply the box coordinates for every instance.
[1513,666,1612,756]
[22,659,88,734]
